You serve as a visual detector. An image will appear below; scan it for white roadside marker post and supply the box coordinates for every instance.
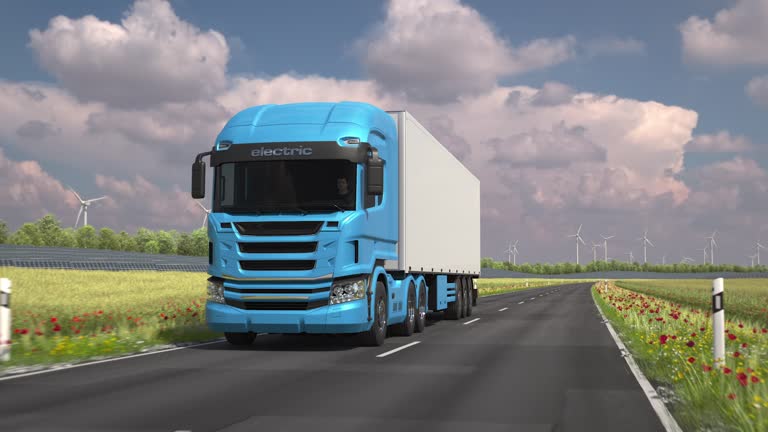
[0,278,11,362]
[712,278,725,368]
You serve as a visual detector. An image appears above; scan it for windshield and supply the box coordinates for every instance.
[214,160,357,213]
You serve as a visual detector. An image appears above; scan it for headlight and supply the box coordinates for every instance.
[330,277,367,304]
[207,278,225,304]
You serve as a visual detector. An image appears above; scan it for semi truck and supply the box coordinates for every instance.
[191,101,480,347]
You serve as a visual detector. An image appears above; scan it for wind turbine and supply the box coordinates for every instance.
[600,234,614,262]
[504,242,514,264]
[749,254,757,267]
[637,229,654,264]
[626,251,634,263]
[568,224,585,265]
[591,242,602,262]
[511,241,519,265]
[698,247,707,265]
[661,254,666,265]
[196,200,211,229]
[757,242,765,265]
[706,231,717,264]
[681,256,694,264]
[69,186,107,228]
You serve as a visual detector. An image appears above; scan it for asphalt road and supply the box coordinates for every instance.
[0,283,665,432]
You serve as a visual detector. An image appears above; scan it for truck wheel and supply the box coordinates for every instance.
[445,278,463,320]
[224,332,255,346]
[393,283,416,337]
[465,277,473,317]
[360,282,387,346]
[415,281,427,333]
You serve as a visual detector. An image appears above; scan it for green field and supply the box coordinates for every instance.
[616,279,768,326]
[594,280,768,432]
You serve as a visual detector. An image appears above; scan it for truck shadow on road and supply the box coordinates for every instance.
[189,313,445,352]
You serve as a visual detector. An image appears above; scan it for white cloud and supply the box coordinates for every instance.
[679,0,768,65]
[686,131,754,152]
[529,81,576,106]
[357,0,576,103]
[746,75,768,107]
[28,0,230,109]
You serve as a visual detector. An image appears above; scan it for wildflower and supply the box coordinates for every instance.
[35,329,43,336]
[702,364,712,372]
[691,333,697,338]
[738,373,748,386]
[762,328,767,333]
[752,376,760,384]
[686,341,695,348]
[660,335,669,344]
[671,335,677,340]
[728,333,737,341]
[741,343,748,348]
[738,323,744,328]
[723,367,732,375]
[700,327,705,332]
[687,357,695,363]
[728,393,736,400]
[50,317,58,323]
[52,324,61,332]
[734,352,741,358]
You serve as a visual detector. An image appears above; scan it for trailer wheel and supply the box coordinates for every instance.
[415,281,427,333]
[458,277,467,319]
[360,282,387,346]
[224,332,255,346]
[393,283,416,337]
[464,277,473,317]
[445,278,463,320]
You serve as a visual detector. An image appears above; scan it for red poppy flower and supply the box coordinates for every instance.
[52,324,61,332]
[687,357,695,363]
[686,341,695,347]
[747,368,754,374]
[97,310,103,315]
[737,373,748,386]
[659,335,669,344]
[728,333,737,341]
[734,351,740,358]
[700,327,705,332]
[723,367,732,374]
[738,323,743,328]
[50,317,57,323]
[727,393,736,400]
[762,328,767,333]
[741,343,748,348]
[752,376,760,384]
[34,329,43,336]
[691,333,697,337]
[702,364,712,372]
[655,317,663,322]
[671,335,677,340]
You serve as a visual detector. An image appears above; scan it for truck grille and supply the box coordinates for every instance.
[240,260,315,271]
[234,222,323,236]
[238,242,317,254]
[225,298,329,310]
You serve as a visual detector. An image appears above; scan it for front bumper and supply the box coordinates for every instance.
[206,298,372,334]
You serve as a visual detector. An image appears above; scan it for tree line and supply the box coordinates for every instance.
[481,257,767,274]
[0,214,208,256]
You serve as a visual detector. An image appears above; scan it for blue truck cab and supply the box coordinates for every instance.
[191,101,478,347]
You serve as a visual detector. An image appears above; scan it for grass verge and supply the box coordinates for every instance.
[593,281,768,432]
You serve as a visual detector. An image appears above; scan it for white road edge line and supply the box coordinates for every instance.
[529,297,536,300]
[376,341,421,358]
[498,307,509,311]
[518,301,525,304]
[0,339,226,382]
[592,288,683,432]
[463,318,480,325]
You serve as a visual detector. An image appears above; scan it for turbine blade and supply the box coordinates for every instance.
[68,187,84,203]
[87,196,107,203]
[75,206,83,227]
[647,239,654,247]
[578,236,585,245]
[577,224,582,234]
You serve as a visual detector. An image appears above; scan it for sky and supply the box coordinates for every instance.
[0,0,767,266]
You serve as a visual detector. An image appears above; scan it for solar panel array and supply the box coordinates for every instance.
[0,245,208,272]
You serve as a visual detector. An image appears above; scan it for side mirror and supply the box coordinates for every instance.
[191,160,206,199]
[366,149,383,195]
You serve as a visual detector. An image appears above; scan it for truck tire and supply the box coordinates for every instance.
[458,277,467,319]
[464,277,473,317]
[415,281,427,333]
[360,282,388,346]
[224,332,255,346]
[445,278,463,320]
[392,283,416,336]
